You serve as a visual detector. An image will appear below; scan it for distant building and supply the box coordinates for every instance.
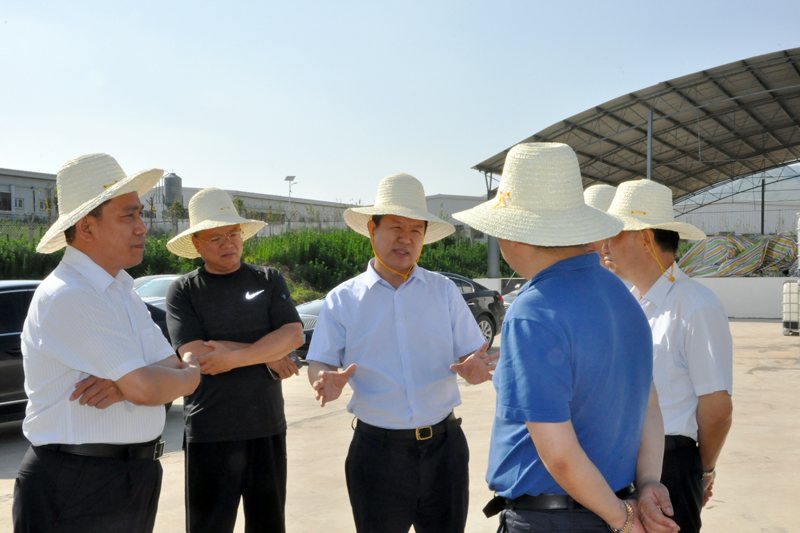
[0,168,58,221]
[425,194,487,241]
[1,166,488,240]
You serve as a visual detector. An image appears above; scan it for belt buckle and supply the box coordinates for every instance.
[153,440,165,460]
[415,426,433,441]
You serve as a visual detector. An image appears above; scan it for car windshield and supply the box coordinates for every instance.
[296,298,325,316]
[135,278,177,299]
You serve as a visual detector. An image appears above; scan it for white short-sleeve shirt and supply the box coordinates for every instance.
[632,265,733,440]
[21,246,175,445]
[306,262,486,429]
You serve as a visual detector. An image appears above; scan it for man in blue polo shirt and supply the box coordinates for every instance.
[455,142,678,533]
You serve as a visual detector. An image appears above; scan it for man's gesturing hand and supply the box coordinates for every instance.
[267,356,300,380]
[312,364,357,407]
[69,375,124,409]
[450,343,496,384]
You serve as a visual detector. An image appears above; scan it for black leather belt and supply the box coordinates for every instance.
[664,435,697,451]
[355,413,460,441]
[39,438,165,460]
[484,484,636,517]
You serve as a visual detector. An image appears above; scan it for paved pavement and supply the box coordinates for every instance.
[1,320,798,532]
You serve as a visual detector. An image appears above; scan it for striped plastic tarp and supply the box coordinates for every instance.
[678,235,797,277]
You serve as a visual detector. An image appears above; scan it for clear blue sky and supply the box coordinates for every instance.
[2,1,799,205]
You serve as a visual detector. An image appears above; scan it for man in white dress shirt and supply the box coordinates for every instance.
[13,154,201,533]
[306,174,496,533]
[603,179,733,533]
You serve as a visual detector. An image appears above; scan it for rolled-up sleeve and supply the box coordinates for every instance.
[684,305,733,397]
[446,281,486,360]
[306,296,346,367]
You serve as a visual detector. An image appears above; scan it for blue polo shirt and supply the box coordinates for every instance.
[486,253,652,498]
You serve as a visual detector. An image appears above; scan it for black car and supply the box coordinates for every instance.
[0,280,39,423]
[0,279,173,422]
[292,272,506,360]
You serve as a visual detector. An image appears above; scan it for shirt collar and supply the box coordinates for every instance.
[639,263,685,307]
[62,245,135,294]
[365,258,426,289]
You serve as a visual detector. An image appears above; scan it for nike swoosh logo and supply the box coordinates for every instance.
[245,290,265,300]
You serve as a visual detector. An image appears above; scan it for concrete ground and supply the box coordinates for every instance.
[0,319,798,532]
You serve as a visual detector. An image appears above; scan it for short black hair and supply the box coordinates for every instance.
[652,229,680,255]
[371,215,428,231]
[64,199,112,244]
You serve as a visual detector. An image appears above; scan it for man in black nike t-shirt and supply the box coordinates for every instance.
[165,188,303,533]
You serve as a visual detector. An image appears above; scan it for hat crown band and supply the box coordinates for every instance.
[496,144,586,210]
[610,180,678,224]
[371,174,428,212]
[187,188,240,228]
[56,154,128,214]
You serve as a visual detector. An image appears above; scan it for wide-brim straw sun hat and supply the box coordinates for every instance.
[584,184,617,212]
[452,143,623,246]
[37,154,164,254]
[343,173,455,244]
[167,188,266,258]
[607,179,706,240]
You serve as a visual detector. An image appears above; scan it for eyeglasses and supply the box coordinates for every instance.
[194,231,242,246]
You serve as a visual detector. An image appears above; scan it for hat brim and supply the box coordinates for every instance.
[343,205,455,244]
[36,168,164,254]
[167,217,266,258]
[612,213,706,241]
[453,200,623,246]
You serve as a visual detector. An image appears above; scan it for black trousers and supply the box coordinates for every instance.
[344,421,470,533]
[185,434,287,533]
[12,445,162,533]
[497,508,609,532]
[661,440,704,533]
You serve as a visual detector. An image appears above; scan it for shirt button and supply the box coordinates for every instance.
[398,319,402,322]
[401,346,405,350]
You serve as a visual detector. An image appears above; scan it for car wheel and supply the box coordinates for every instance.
[476,315,495,348]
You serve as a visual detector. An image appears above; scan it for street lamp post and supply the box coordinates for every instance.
[284,176,296,233]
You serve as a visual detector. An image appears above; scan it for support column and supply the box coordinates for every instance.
[484,171,500,279]
[761,177,765,234]
[647,109,653,180]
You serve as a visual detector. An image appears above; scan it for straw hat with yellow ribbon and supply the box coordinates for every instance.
[453,143,623,246]
[167,188,266,259]
[343,173,455,281]
[606,179,706,240]
[37,153,164,254]
[583,184,617,212]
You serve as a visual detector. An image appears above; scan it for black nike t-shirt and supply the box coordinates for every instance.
[166,263,302,443]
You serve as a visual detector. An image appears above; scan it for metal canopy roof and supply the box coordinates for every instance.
[473,48,800,203]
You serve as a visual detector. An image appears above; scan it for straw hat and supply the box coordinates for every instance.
[343,173,455,244]
[583,184,617,212]
[37,154,164,254]
[452,143,623,246]
[607,179,705,240]
[167,188,266,258]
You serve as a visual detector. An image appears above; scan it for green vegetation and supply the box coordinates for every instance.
[0,228,512,302]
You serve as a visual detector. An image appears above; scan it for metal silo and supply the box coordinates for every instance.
[163,173,183,206]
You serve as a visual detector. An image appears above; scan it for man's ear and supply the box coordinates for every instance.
[74,216,96,243]
[640,229,655,254]
[367,219,376,236]
[191,235,201,254]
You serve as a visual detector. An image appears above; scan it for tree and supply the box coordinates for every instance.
[233,196,245,216]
